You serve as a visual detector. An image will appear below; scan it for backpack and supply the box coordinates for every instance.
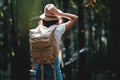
[29,24,59,80]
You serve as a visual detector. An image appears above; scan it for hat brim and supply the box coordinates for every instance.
[40,13,59,21]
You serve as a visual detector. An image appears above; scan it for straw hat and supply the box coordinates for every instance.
[40,4,62,21]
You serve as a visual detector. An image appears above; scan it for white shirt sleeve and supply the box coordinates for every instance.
[56,23,66,34]
[54,23,65,48]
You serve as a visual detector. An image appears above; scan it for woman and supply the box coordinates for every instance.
[34,4,78,80]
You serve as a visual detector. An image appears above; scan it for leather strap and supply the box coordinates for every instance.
[40,63,56,80]
[41,65,44,80]
[51,63,56,80]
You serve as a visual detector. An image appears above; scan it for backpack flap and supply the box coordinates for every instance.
[29,24,58,64]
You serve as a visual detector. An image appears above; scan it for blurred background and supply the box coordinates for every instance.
[0,0,120,80]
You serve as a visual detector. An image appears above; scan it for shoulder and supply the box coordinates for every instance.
[55,23,66,32]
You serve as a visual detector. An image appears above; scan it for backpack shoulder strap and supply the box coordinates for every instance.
[50,25,59,61]
[48,25,58,32]
[37,25,58,33]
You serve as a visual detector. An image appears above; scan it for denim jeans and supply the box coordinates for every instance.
[35,58,63,80]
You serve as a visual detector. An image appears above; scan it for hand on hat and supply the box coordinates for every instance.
[47,4,62,18]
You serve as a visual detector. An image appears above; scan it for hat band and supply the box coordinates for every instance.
[45,13,57,18]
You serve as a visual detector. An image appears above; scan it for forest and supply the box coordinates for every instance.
[0,0,120,80]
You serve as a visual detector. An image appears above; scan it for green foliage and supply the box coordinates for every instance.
[0,0,111,79]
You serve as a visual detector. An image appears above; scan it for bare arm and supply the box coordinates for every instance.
[59,47,64,68]
[48,4,78,31]
[58,12,78,31]
[59,41,64,68]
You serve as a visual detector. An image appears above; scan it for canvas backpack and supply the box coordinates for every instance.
[29,24,59,80]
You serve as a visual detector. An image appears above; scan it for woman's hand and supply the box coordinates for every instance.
[47,4,62,17]
[47,4,78,31]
